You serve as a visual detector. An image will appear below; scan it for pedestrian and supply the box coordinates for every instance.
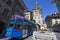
[36,24,40,31]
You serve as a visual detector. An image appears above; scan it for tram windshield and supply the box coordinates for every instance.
[8,20,15,27]
[15,20,22,28]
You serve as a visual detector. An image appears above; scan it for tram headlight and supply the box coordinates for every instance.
[7,32,11,34]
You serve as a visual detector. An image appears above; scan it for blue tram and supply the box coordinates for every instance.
[5,15,36,39]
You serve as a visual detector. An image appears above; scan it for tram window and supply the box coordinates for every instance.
[28,23,33,28]
[8,23,13,27]
[23,22,28,29]
[29,24,35,29]
[10,20,15,23]
[8,20,15,27]
[15,20,22,28]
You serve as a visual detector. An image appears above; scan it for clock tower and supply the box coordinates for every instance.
[32,0,43,26]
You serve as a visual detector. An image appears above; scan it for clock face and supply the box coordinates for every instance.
[35,10,38,13]
[35,13,40,16]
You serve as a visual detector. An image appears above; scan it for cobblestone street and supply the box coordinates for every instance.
[0,38,10,40]
[24,36,33,40]
[0,32,60,40]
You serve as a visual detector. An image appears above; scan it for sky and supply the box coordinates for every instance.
[23,0,58,20]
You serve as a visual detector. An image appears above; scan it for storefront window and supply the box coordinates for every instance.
[8,20,15,27]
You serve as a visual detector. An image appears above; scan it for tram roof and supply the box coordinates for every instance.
[12,15,36,25]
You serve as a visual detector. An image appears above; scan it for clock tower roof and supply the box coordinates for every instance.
[33,0,42,10]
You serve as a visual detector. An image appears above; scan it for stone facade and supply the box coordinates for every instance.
[45,13,60,28]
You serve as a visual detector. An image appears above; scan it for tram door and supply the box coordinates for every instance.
[23,21,28,38]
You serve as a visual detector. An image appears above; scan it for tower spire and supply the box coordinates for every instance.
[34,0,39,10]
[36,0,38,5]
[54,11,56,14]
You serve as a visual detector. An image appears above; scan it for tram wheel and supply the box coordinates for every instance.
[9,38,16,40]
[9,38,23,40]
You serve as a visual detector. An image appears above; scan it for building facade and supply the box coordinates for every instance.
[14,0,27,16]
[24,10,33,20]
[53,0,60,13]
[0,0,14,33]
[45,13,60,28]
[32,1,43,25]
[0,0,27,33]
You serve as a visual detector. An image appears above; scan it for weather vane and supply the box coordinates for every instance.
[36,0,38,5]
